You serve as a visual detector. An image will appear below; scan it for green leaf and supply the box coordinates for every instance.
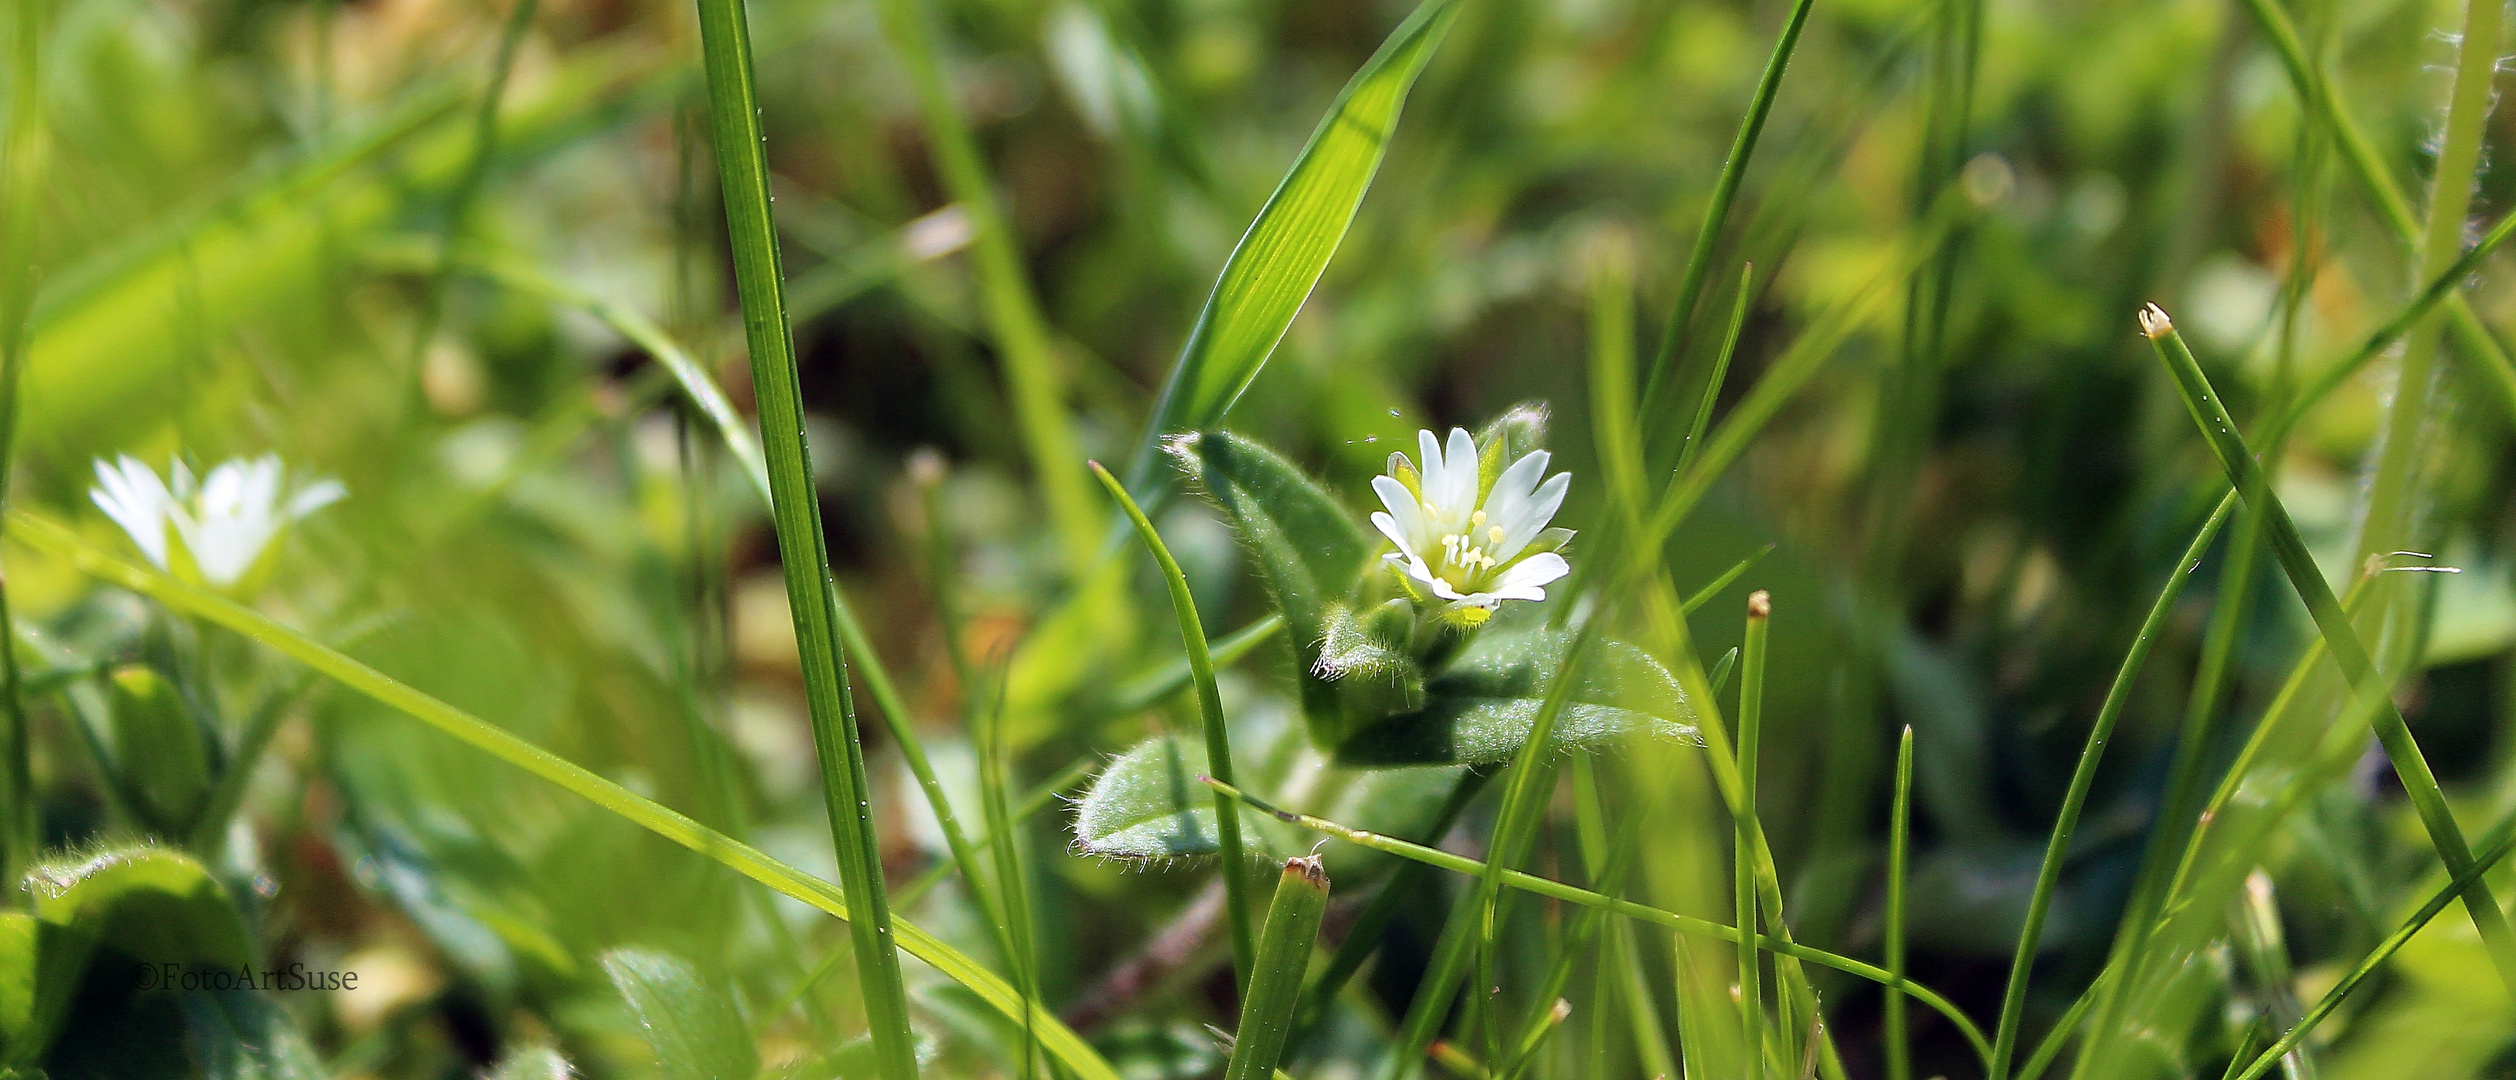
[1126,0,1460,478]
[0,914,83,1067]
[27,848,250,972]
[1167,430,1373,744]
[486,1046,574,1080]
[105,666,209,838]
[603,948,758,1080]
[1073,733,1249,860]
[1222,858,1330,1080]
[171,988,325,1080]
[1333,630,1697,767]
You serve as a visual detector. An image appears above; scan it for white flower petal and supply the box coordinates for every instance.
[1370,476,1431,552]
[1415,430,1448,510]
[1437,428,1479,523]
[1486,551,1570,601]
[1371,511,1420,560]
[1487,470,1569,564]
[90,456,172,568]
[286,478,346,519]
[1478,450,1550,548]
[1406,555,1467,601]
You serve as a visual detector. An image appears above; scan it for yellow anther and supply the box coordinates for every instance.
[1488,525,1505,545]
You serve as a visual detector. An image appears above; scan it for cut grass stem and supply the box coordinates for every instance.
[1736,591,1771,1080]
[1885,725,1913,1080]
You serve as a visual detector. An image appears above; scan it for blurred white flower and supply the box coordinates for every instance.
[1370,427,1572,625]
[89,454,344,588]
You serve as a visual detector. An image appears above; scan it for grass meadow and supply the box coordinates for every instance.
[2,0,2516,1076]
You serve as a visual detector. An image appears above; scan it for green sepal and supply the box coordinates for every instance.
[1472,401,1548,501]
[1333,629,1696,767]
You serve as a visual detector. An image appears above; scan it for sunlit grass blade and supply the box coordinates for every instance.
[1672,264,1757,480]
[1200,776,1995,1064]
[1636,0,1816,440]
[690,0,916,1071]
[1735,592,1770,1080]
[977,664,1041,1078]
[2,508,1122,1080]
[1097,615,1283,720]
[2225,812,2516,1080]
[1885,725,1913,1080]
[1121,0,1460,491]
[0,0,47,889]
[1090,460,1256,986]
[1983,487,2236,1080]
[1223,857,1331,1080]
[872,0,1096,577]
[2142,305,2516,994]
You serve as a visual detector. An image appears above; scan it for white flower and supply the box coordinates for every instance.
[89,454,344,588]
[1369,428,1572,624]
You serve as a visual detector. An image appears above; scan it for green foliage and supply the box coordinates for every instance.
[604,948,759,1080]
[1222,857,1330,1080]
[1334,629,1693,767]
[1072,733,1239,860]
[103,665,207,839]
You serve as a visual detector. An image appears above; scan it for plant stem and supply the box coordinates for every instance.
[403,0,538,409]
[1885,725,1913,1080]
[1091,461,1256,987]
[688,0,918,1072]
[1223,857,1332,1080]
[1736,592,1770,1080]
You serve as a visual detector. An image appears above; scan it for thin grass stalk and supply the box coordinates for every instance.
[2226,812,2516,1080]
[5,508,1122,1080]
[1201,777,1995,1064]
[0,0,46,891]
[977,666,1042,1078]
[1675,265,1756,480]
[1496,758,1645,1079]
[402,0,538,404]
[1224,858,1332,1080]
[1586,230,1647,543]
[1735,592,1772,1080]
[1984,490,2234,1080]
[2015,971,2099,1080]
[2142,306,2516,994]
[688,0,917,1071]
[1885,725,1913,1080]
[1635,0,1816,443]
[2349,0,2505,668]
[1090,461,1257,986]
[872,0,1096,577]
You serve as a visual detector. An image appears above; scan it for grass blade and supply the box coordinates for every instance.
[2142,305,2516,995]
[1089,461,1258,988]
[873,0,1096,576]
[1983,484,2236,1080]
[401,0,539,406]
[1223,857,1331,1080]
[689,0,917,1071]
[1672,264,1757,481]
[1636,0,1817,443]
[1122,0,1460,491]
[2,508,1121,1080]
[1201,776,1994,1063]
[0,0,47,890]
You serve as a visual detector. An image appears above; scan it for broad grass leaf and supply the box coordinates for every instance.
[1167,431,1372,745]
[1074,733,1242,859]
[1129,0,1460,472]
[603,948,757,1080]
[1334,630,1696,767]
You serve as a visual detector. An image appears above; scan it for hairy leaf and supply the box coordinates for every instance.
[1335,630,1696,767]
[603,949,757,1080]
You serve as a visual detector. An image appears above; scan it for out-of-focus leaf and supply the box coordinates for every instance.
[487,1046,574,1080]
[0,914,84,1067]
[172,988,325,1080]
[105,665,208,838]
[1333,630,1695,767]
[1167,430,1372,744]
[1073,733,1258,859]
[1127,0,1460,476]
[603,948,757,1080]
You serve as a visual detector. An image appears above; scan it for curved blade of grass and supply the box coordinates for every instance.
[1096,615,1283,720]
[1635,0,1817,445]
[3,509,1120,1080]
[873,0,1096,576]
[401,0,540,403]
[1201,777,1994,1064]
[1672,264,1758,481]
[1223,857,1330,1080]
[1121,0,1460,492]
[2143,306,2516,995]
[2227,812,2516,1080]
[2012,971,2097,1080]
[0,0,47,890]
[690,0,916,1072]
[1983,489,2237,1080]
[1089,460,1257,988]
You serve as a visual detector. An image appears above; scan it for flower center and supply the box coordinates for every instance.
[1432,509,1508,589]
